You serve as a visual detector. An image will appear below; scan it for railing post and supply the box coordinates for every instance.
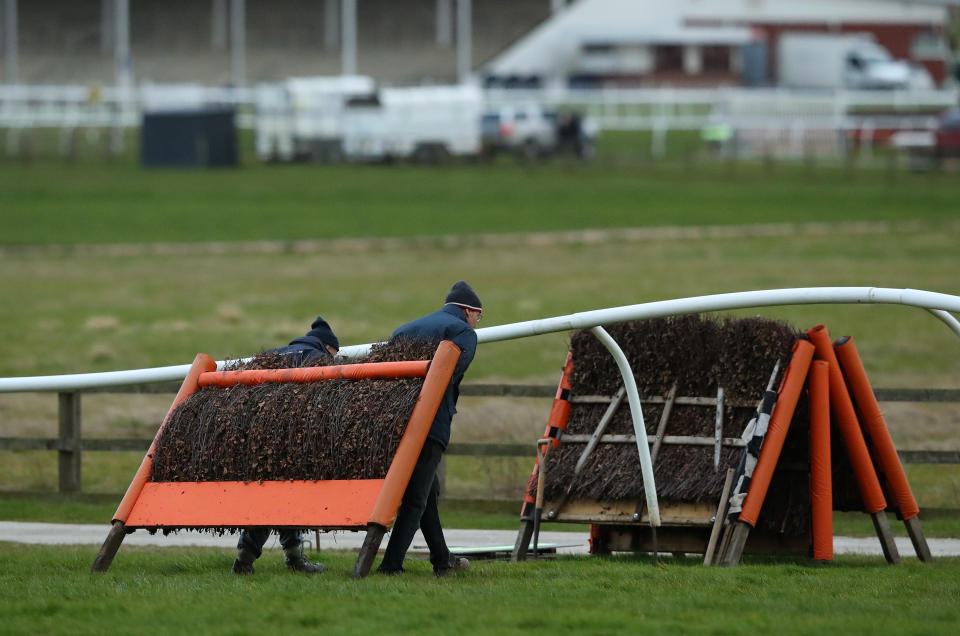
[58,391,82,493]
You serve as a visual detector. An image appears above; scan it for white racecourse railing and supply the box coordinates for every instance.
[1,84,956,134]
[3,286,960,528]
[3,287,959,392]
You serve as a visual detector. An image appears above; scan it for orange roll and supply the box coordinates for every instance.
[198,360,429,387]
[806,325,886,514]
[835,336,919,520]
[809,360,833,561]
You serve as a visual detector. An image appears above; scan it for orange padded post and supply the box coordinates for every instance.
[93,353,218,572]
[199,360,430,388]
[739,339,814,527]
[835,335,931,562]
[809,360,833,562]
[367,340,461,527]
[521,351,574,515]
[512,350,574,562]
[806,326,886,514]
[114,353,217,523]
[834,337,918,519]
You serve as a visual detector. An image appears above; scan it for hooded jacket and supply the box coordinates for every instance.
[265,335,334,367]
[391,304,477,449]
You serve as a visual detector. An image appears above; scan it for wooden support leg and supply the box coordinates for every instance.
[91,520,128,573]
[716,523,733,564]
[904,516,933,562]
[511,519,534,562]
[719,520,752,567]
[704,468,736,566]
[352,523,386,579]
[871,512,901,565]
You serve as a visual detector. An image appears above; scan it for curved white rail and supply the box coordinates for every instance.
[590,326,659,527]
[1,286,958,393]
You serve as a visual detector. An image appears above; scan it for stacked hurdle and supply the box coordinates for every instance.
[91,341,461,579]
[719,325,932,565]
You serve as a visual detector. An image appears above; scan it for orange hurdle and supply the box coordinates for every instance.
[834,336,932,561]
[92,341,461,579]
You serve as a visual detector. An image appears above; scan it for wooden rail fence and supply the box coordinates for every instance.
[1,384,959,493]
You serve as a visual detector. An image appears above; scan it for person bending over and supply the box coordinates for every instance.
[231,316,340,575]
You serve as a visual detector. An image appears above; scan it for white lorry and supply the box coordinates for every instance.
[254,75,376,162]
[777,33,929,91]
[340,84,482,162]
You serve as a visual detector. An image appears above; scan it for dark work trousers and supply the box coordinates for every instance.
[379,438,451,572]
[237,528,302,559]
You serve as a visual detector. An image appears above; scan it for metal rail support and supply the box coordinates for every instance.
[590,326,660,527]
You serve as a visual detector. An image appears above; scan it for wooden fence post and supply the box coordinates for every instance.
[58,391,82,493]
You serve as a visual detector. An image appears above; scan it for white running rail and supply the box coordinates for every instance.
[2,287,959,394]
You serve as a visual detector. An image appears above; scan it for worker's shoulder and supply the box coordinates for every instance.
[393,307,473,338]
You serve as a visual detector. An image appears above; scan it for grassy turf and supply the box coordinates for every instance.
[1,544,958,635]
[0,156,958,512]
[1,159,959,245]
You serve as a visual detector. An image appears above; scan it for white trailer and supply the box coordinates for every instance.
[254,75,376,162]
[341,84,482,162]
[777,33,918,91]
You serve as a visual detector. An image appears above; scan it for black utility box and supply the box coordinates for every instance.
[141,108,237,167]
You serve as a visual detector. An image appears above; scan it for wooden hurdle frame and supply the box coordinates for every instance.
[91,340,461,579]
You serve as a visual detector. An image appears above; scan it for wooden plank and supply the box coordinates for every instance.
[604,525,808,556]
[545,499,715,526]
[904,516,933,562]
[649,383,677,466]
[704,468,736,565]
[559,434,746,447]
[871,511,901,565]
[574,387,626,474]
[714,387,724,469]
[873,388,960,403]
[897,449,960,464]
[571,394,756,408]
[0,438,59,450]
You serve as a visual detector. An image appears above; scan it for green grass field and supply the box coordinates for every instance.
[2,152,960,633]
[1,544,958,635]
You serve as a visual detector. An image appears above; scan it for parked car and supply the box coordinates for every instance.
[893,109,960,170]
[933,109,960,160]
[481,104,596,160]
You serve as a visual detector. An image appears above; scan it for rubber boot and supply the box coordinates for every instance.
[283,545,325,574]
[434,556,470,577]
[231,547,257,575]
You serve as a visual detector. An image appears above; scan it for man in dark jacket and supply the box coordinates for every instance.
[376,281,481,577]
[231,316,340,575]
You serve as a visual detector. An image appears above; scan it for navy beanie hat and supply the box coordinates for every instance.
[444,281,482,311]
[307,316,340,351]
